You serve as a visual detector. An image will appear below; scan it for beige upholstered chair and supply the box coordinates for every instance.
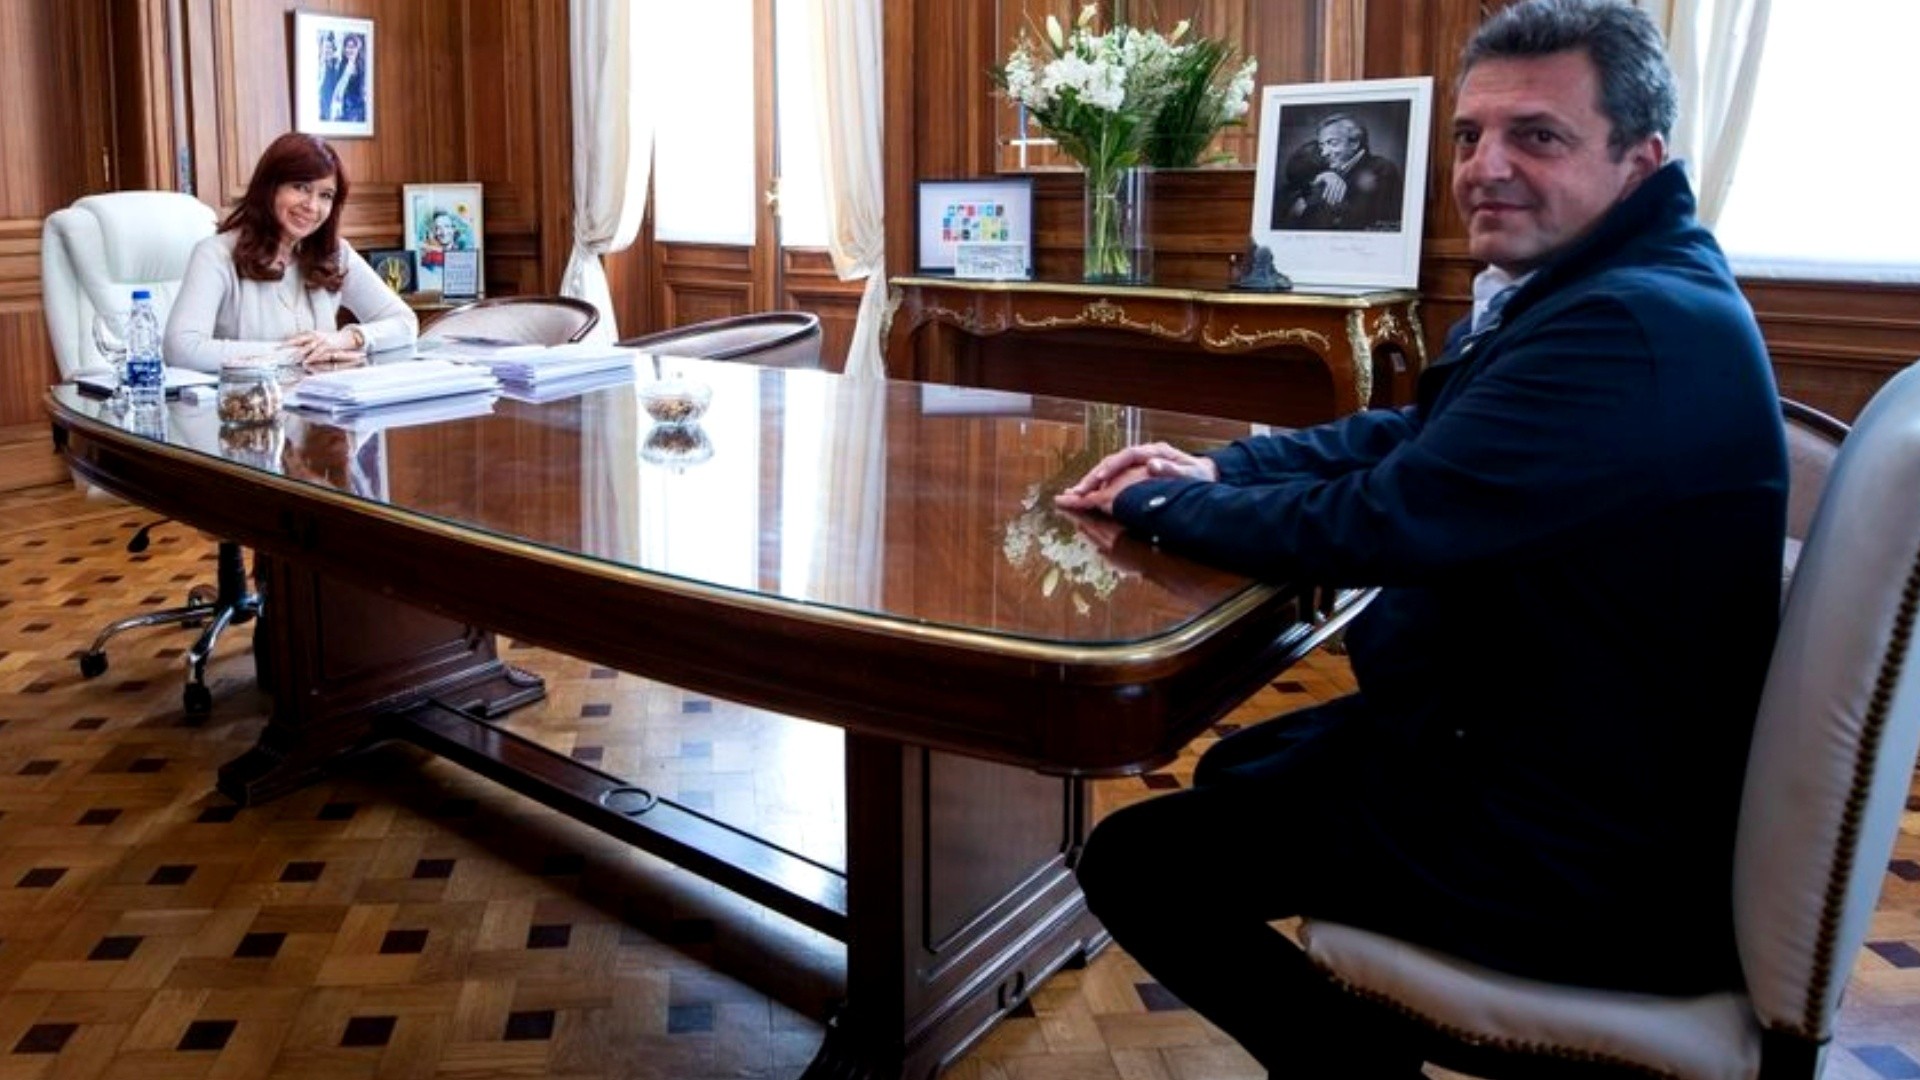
[421,295,600,346]
[620,311,823,369]
[1298,365,1920,1080]
[1781,398,1847,593]
[42,191,255,715]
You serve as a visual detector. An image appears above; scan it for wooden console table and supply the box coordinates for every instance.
[889,276,1428,426]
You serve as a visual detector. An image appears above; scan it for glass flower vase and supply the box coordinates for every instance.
[1082,165,1152,284]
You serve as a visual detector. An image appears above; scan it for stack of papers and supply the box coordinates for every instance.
[417,338,639,390]
[320,390,499,434]
[285,360,499,415]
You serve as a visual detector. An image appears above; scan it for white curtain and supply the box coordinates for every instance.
[562,0,653,343]
[1649,0,1772,226]
[570,0,650,563]
[808,0,888,379]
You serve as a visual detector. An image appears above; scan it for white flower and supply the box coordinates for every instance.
[1042,53,1127,113]
[1046,14,1065,51]
[1221,57,1258,122]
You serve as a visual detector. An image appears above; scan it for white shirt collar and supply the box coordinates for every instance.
[1470,266,1535,333]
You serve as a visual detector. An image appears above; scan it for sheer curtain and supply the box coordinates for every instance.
[569,0,651,563]
[562,0,652,342]
[808,0,888,379]
[1648,0,1771,226]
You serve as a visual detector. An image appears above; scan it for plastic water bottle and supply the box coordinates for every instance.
[123,289,165,408]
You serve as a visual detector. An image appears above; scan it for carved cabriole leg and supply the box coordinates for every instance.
[1345,309,1374,410]
[1407,299,1431,370]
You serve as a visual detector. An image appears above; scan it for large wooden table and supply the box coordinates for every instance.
[47,366,1351,1079]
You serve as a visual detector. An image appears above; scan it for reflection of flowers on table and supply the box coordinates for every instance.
[1003,482,1122,613]
[1000,405,1133,614]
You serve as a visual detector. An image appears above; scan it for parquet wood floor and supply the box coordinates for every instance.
[0,484,1915,1080]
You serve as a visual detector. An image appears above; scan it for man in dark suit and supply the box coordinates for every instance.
[1057,0,1787,1074]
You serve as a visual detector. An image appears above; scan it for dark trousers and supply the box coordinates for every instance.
[1075,696,1433,1077]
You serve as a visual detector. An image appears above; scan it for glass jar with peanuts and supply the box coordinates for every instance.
[218,356,283,427]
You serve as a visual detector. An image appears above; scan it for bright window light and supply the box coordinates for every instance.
[1714,1,1920,281]
[774,0,829,248]
[652,0,756,245]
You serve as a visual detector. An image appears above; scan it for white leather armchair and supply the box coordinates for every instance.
[42,191,216,378]
[41,191,251,716]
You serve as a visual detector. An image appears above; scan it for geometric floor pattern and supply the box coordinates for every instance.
[0,482,1916,1079]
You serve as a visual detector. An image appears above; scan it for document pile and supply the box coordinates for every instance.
[284,359,499,415]
[416,338,639,398]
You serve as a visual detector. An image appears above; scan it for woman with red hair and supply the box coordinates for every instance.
[166,132,416,371]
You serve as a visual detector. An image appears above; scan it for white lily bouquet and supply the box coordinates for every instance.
[993,5,1257,279]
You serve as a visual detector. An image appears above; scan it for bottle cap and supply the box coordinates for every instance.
[132,289,152,301]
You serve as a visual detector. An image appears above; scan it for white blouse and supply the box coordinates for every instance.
[164,231,418,372]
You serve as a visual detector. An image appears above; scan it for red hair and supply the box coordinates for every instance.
[220,132,349,291]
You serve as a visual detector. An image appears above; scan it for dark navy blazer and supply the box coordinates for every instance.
[1113,163,1788,990]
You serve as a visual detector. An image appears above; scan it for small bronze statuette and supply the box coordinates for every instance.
[1230,238,1293,292]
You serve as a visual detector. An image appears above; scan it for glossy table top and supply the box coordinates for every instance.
[49,360,1275,655]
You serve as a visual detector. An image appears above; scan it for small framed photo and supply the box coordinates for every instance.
[402,183,484,297]
[916,178,1034,277]
[1251,76,1434,289]
[362,248,415,295]
[441,251,480,301]
[292,12,375,138]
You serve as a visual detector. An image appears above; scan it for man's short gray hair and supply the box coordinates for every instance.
[1460,0,1678,154]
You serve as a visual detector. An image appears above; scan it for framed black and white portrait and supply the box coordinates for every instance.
[293,12,375,138]
[1251,77,1433,288]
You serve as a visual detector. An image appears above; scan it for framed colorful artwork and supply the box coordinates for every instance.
[915,178,1035,278]
[401,183,484,297]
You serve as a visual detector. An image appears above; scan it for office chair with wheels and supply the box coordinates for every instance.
[1297,367,1920,1080]
[422,295,600,345]
[44,191,256,715]
[620,311,824,369]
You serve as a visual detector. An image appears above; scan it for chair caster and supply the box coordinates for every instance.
[79,651,108,679]
[183,682,212,715]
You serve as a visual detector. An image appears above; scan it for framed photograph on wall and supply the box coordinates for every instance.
[1250,76,1433,289]
[292,12,375,138]
[916,178,1034,278]
[402,184,484,297]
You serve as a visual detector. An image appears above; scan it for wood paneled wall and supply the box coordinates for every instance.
[4,1,1913,430]
[0,0,573,430]
[883,0,1920,422]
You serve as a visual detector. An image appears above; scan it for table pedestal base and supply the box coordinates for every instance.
[221,559,1105,1079]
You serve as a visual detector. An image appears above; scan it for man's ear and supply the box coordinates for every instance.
[1626,133,1666,184]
